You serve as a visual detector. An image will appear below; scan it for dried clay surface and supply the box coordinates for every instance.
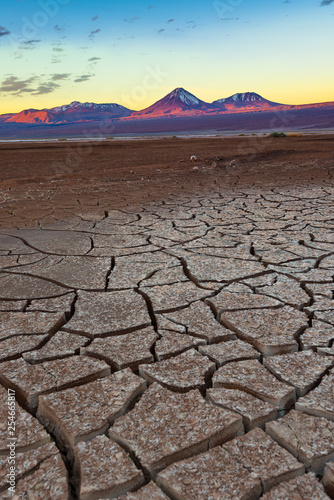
[1,158,334,499]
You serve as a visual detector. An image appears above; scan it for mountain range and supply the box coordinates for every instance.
[2,88,334,126]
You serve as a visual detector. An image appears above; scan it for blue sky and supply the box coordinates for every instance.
[0,0,333,113]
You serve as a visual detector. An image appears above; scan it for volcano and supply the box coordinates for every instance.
[213,92,282,111]
[132,87,222,117]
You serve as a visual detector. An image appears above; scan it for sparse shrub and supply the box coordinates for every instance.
[172,135,178,140]
[106,136,114,139]
[239,133,245,136]
[58,138,67,141]
[287,132,304,137]
[269,132,287,138]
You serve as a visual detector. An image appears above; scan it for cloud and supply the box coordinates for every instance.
[124,17,140,23]
[22,39,41,46]
[88,57,101,62]
[92,15,99,21]
[148,5,155,9]
[89,28,101,38]
[54,24,65,32]
[0,26,10,37]
[51,73,71,81]
[74,74,93,83]
[157,29,165,34]
[0,76,36,93]
[31,82,60,95]
[167,19,174,23]
[52,47,64,52]
[0,74,71,96]
[320,0,334,5]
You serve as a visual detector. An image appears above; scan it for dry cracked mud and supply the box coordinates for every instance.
[1,179,334,499]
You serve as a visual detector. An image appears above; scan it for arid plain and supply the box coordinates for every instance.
[0,134,334,499]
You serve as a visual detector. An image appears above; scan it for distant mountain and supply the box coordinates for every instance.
[1,89,333,129]
[213,92,282,110]
[6,109,58,124]
[5,101,132,125]
[0,113,14,122]
[132,87,222,117]
[49,101,132,121]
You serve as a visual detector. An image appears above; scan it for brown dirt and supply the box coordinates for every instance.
[0,134,333,228]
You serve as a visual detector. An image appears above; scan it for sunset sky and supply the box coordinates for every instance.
[0,0,333,114]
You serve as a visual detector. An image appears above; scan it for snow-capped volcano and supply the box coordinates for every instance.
[133,87,221,117]
[165,88,203,108]
[213,92,281,109]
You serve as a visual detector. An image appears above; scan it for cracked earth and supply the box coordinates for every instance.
[1,142,334,498]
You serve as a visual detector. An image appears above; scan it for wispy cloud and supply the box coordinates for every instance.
[54,24,66,32]
[88,57,101,62]
[0,76,36,93]
[124,17,140,23]
[22,39,41,46]
[89,28,101,38]
[0,26,10,37]
[320,0,334,5]
[74,74,93,83]
[167,19,174,23]
[185,20,198,28]
[31,82,60,95]
[92,15,99,21]
[52,47,64,52]
[30,73,70,95]
[51,73,71,81]
[0,73,72,96]
[148,5,155,9]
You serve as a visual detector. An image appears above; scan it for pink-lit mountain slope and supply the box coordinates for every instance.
[130,87,223,118]
[5,102,132,124]
[213,92,282,110]
[1,89,333,125]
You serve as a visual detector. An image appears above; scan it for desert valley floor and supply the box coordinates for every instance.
[0,135,334,499]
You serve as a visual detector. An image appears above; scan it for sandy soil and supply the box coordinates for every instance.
[0,134,333,228]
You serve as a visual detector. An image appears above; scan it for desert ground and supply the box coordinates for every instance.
[0,134,334,499]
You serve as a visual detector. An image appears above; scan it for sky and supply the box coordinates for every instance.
[0,0,333,114]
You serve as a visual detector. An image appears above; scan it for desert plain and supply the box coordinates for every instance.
[0,133,334,499]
